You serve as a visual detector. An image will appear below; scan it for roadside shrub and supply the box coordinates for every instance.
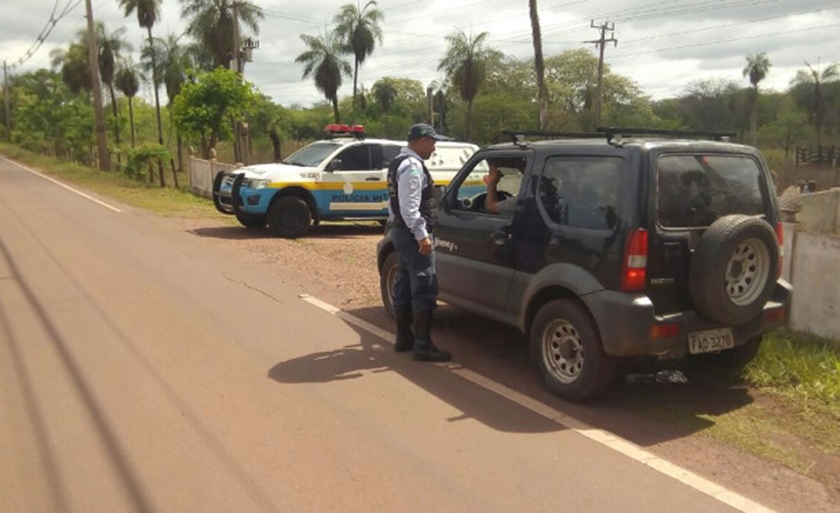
[124,144,171,182]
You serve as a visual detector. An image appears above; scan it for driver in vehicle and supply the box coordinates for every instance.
[485,158,525,215]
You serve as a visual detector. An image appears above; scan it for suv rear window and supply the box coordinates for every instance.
[657,154,766,228]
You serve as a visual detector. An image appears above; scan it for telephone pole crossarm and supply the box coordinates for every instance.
[584,20,618,130]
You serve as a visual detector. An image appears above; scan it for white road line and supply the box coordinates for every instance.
[300,294,776,513]
[1,156,123,213]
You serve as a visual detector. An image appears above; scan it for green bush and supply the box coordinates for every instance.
[124,144,171,182]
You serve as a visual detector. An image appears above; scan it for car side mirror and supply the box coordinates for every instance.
[325,158,342,172]
[430,184,446,210]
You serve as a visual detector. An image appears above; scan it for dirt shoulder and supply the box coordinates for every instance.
[176,218,838,513]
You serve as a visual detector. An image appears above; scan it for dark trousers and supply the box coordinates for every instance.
[391,226,438,312]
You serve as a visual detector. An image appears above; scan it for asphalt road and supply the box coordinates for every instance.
[0,156,765,513]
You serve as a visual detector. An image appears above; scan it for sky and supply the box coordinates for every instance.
[1,0,839,108]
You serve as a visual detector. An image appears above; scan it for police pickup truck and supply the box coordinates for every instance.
[213,124,479,238]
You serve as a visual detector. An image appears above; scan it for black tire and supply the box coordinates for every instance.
[689,215,779,325]
[693,336,763,371]
[379,251,399,319]
[235,213,266,229]
[267,196,312,238]
[530,299,616,401]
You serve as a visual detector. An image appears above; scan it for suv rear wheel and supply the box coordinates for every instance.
[530,299,617,401]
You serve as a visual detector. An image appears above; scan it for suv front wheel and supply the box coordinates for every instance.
[530,299,617,401]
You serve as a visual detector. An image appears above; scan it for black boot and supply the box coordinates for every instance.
[412,309,451,362]
[394,307,415,353]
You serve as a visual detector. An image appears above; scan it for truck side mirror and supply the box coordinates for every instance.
[325,158,342,172]
[430,184,446,210]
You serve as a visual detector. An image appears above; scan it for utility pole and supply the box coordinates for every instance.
[85,0,110,170]
[584,20,617,130]
[229,3,258,165]
[3,61,11,142]
[231,1,242,163]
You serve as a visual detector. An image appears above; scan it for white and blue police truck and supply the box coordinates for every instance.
[212,124,480,238]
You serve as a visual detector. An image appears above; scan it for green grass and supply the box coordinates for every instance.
[0,142,225,219]
[694,330,840,470]
[747,330,840,414]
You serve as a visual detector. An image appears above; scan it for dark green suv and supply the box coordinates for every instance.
[377,128,791,401]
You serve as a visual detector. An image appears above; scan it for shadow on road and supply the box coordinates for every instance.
[189,225,274,240]
[269,301,754,447]
[189,222,383,241]
[267,312,564,435]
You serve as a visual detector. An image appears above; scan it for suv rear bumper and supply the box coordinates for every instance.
[584,279,793,358]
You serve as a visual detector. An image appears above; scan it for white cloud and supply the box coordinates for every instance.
[1,0,838,107]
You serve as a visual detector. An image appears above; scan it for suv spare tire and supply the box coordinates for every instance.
[689,215,779,325]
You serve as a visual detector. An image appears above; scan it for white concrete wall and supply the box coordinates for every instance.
[788,229,840,342]
[798,188,840,235]
[189,157,238,199]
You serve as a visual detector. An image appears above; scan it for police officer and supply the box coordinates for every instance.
[387,123,452,362]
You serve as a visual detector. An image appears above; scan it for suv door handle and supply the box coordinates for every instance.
[489,230,511,248]
[366,177,381,181]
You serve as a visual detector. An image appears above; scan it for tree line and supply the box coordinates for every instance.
[1,0,839,184]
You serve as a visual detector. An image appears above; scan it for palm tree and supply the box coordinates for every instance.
[93,24,131,165]
[153,33,194,177]
[790,60,839,150]
[115,60,140,148]
[529,0,547,130]
[118,0,166,185]
[333,1,384,114]
[438,29,498,140]
[295,29,352,123]
[742,52,771,145]
[179,0,263,70]
[372,78,397,112]
[50,43,92,95]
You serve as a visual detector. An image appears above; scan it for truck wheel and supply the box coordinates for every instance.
[689,215,779,325]
[268,196,311,238]
[235,213,266,229]
[379,252,399,319]
[530,299,616,401]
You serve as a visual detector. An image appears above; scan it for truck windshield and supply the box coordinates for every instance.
[282,142,342,167]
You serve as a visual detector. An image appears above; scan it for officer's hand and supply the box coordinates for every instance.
[418,237,432,255]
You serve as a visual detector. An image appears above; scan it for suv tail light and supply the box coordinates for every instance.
[775,222,784,278]
[621,228,648,292]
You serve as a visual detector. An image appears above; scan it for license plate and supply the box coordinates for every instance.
[689,328,735,354]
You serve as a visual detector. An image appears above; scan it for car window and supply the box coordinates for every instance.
[334,144,374,171]
[445,157,524,215]
[657,154,766,228]
[283,142,342,167]
[382,145,401,168]
[538,157,621,230]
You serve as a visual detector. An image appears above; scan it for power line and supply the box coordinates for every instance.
[8,0,81,70]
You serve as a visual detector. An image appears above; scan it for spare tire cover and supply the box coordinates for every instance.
[689,214,779,325]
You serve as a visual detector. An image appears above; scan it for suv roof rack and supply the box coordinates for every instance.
[502,127,737,147]
[502,130,603,145]
[597,127,737,143]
